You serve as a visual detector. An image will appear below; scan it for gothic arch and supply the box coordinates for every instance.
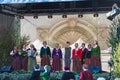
[48,18,97,47]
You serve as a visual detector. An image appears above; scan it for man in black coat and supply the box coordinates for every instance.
[62,66,75,80]
[29,64,41,80]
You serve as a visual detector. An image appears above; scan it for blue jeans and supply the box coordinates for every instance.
[65,58,71,69]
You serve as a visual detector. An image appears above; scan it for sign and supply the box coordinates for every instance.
[0,0,82,4]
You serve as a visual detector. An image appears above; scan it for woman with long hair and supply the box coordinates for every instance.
[28,44,37,71]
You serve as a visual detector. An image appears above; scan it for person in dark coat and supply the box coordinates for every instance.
[40,41,51,66]
[29,64,41,80]
[81,43,88,65]
[85,44,92,66]
[62,66,75,80]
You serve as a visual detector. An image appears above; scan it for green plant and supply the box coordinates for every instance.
[0,16,20,67]
[108,18,120,54]
[19,35,30,48]
[0,15,30,67]
[112,43,120,78]
[108,17,120,78]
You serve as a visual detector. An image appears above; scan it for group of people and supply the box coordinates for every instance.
[29,63,93,80]
[40,40,101,73]
[10,40,101,80]
[71,41,101,73]
[30,64,51,80]
[10,44,38,71]
[10,40,101,73]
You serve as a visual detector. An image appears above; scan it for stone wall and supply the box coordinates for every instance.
[21,14,111,50]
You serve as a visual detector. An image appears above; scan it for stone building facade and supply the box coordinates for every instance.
[21,14,111,50]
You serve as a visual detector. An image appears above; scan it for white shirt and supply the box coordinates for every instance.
[10,50,21,56]
[43,46,48,49]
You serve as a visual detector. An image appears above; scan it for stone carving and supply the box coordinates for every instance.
[68,19,77,28]
[36,18,103,48]
[37,28,49,41]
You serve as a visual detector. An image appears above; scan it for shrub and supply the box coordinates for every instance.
[0,70,109,80]
[112,43,120,78]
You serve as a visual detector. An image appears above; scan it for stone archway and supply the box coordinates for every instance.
[37,18,97,48]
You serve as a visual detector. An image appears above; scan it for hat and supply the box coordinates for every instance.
[97,77,106,80]
[34,64,40,69]
[44,65,50,71]
[64,66,70,70]
[44,65,49,69]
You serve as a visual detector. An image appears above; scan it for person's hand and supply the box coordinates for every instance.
[36,52,38,55]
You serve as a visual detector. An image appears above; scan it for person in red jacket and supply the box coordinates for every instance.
[72,43,82,72]
[80,64,93,80]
